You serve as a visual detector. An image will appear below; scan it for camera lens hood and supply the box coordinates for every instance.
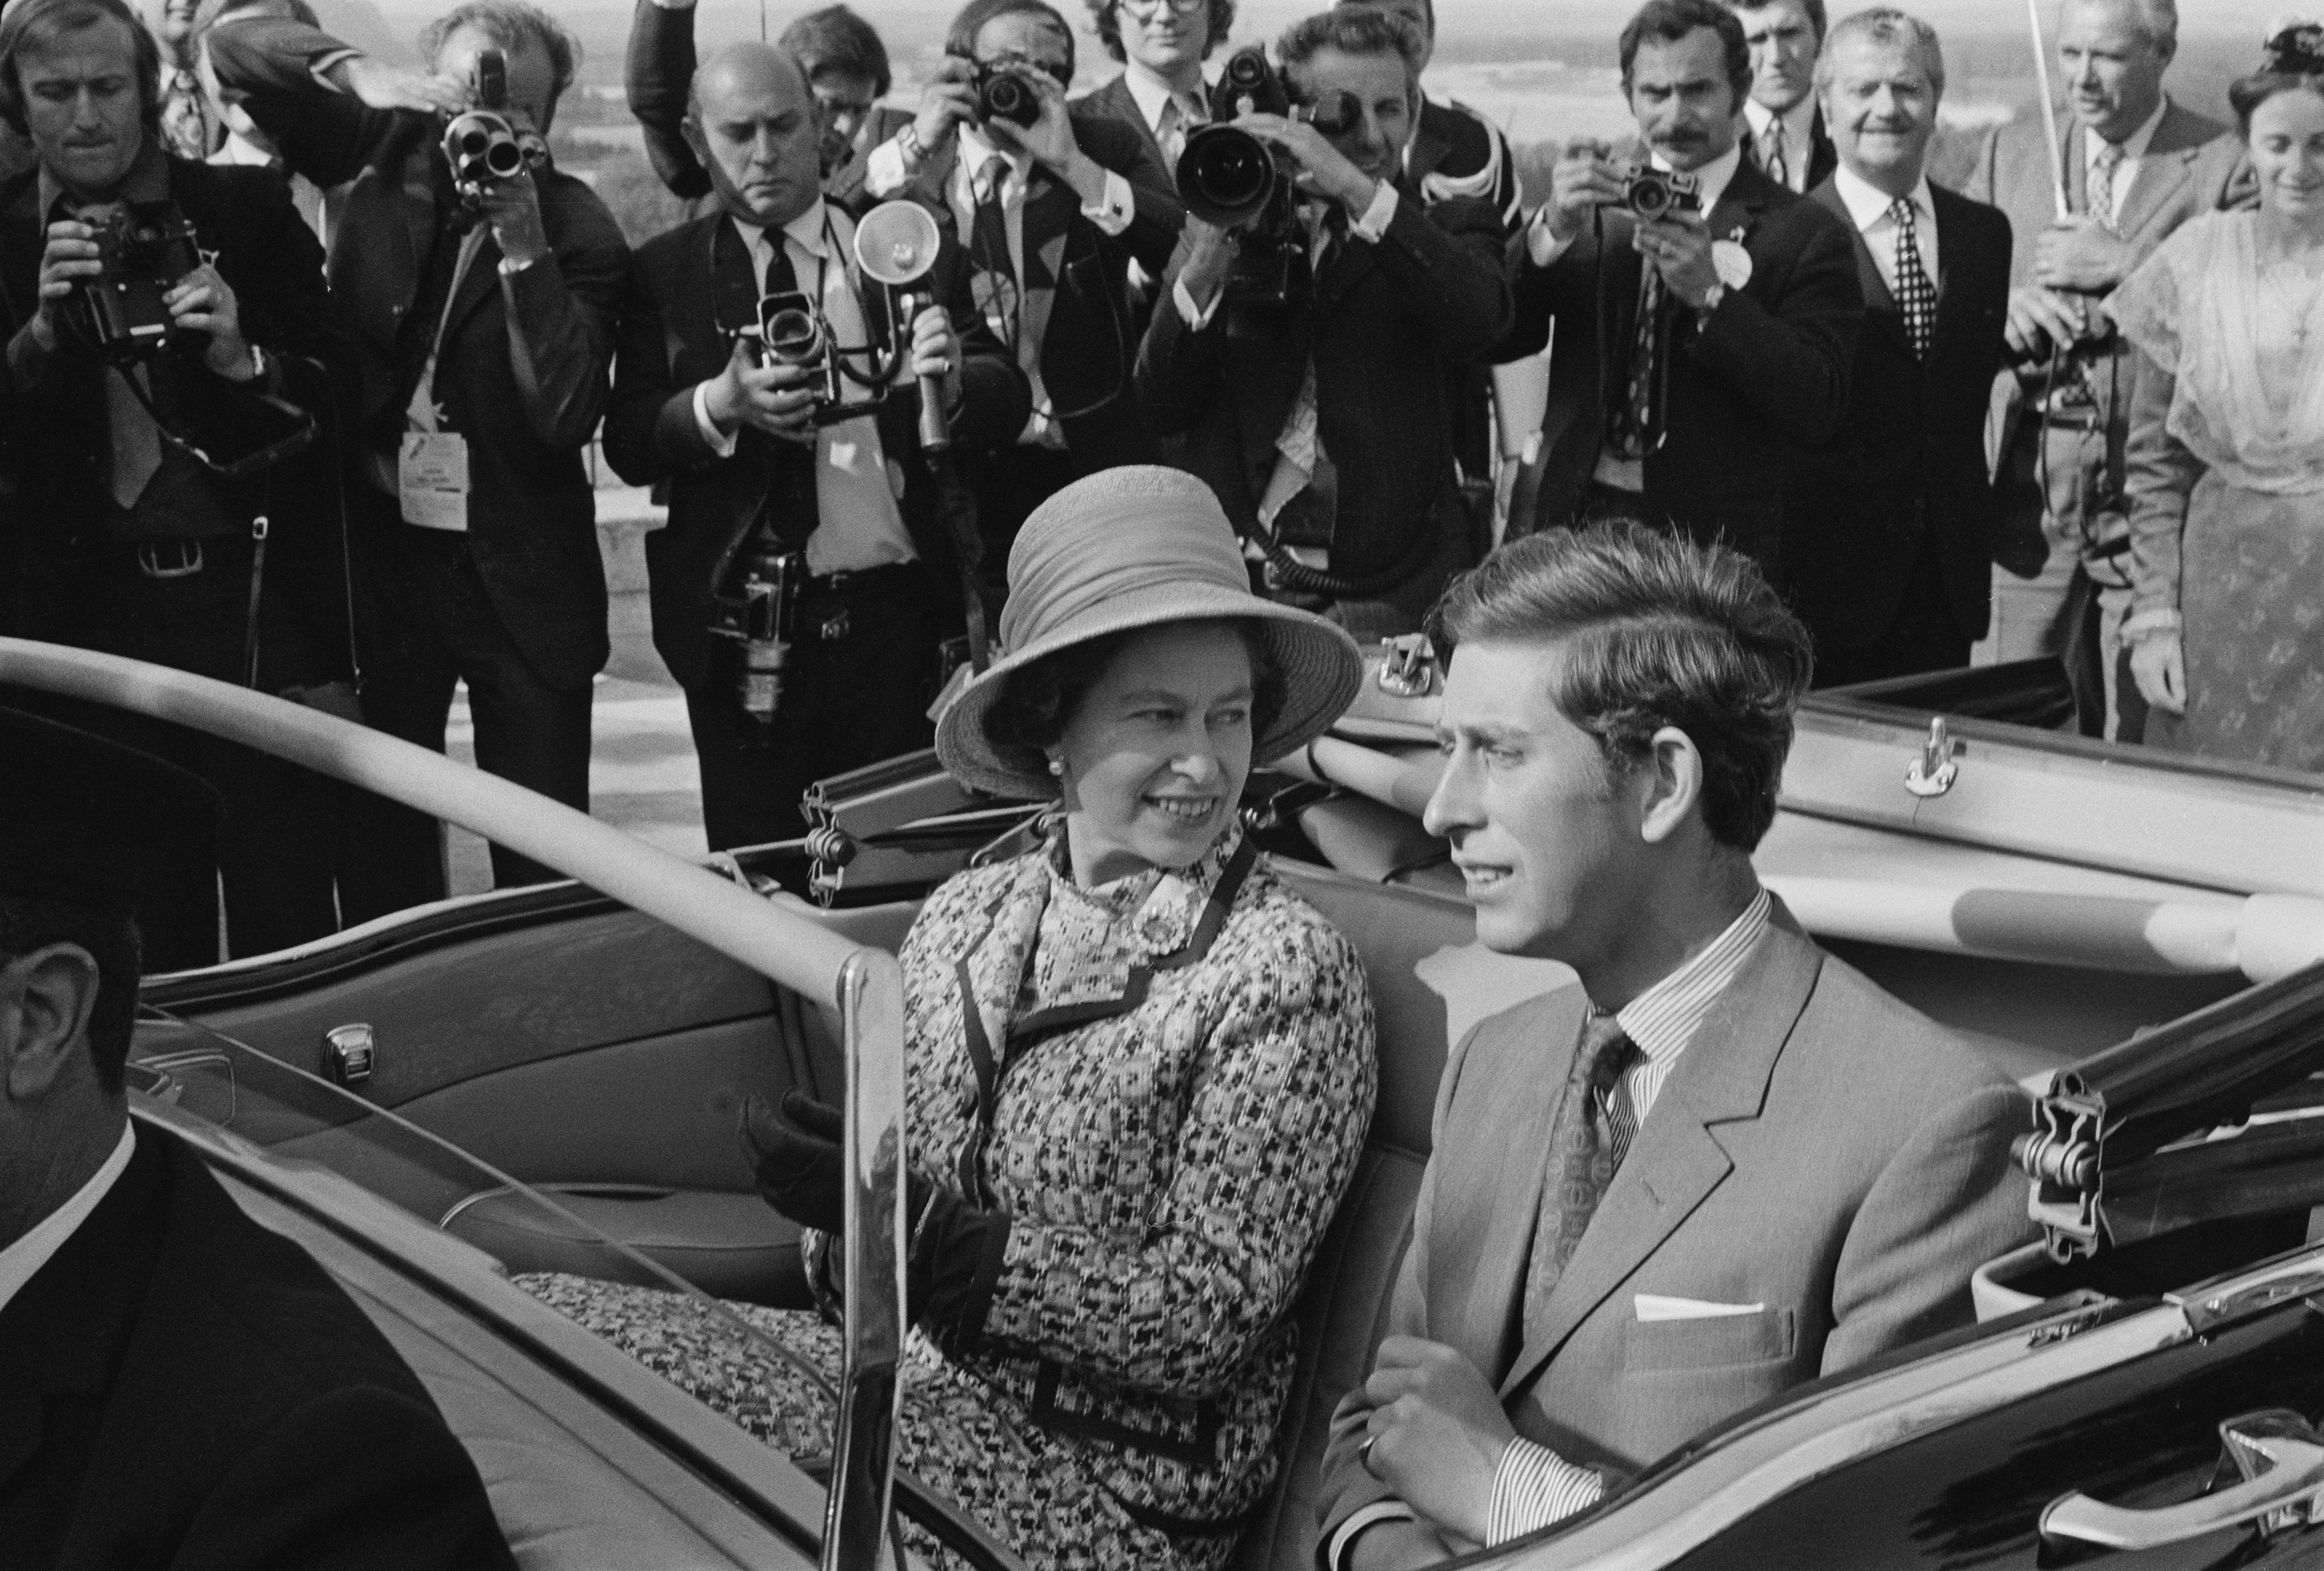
[1177,124,1278,229]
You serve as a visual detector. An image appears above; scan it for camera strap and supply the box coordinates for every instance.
[108,356,318,481]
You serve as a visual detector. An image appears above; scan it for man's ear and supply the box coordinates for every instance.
[1636,725,1705,846]
[0,944,104,1103]
[680,113,711,167]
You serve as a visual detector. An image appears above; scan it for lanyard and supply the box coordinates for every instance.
[409,226,488,431]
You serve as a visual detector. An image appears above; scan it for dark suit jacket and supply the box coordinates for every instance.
[603,206,1030,691]
[0,1123,513,1571]
[0,155,351,689]
[1741,106,1838,195]
[873,114,1186,472]
[1498,156,1861,580]
[1136,185,1511,586]
[1409,96,1522,234]
[203,18,631,692]
[1789,180,2012,654]
[1315,916,2034,1544]
[1073,73,1166,185]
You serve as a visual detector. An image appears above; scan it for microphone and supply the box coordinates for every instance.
[853,201,951,455]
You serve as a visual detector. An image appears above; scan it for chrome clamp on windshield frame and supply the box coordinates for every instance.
[322,1024,376,1088]
[1376,634,1437,698]
[1904,715,1959,798]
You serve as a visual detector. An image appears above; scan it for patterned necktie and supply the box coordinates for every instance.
[1158,95,1194,173]
[1606,262,1667,461]
[1760,119,1789,190]
[1522,1013,1643,1327]
[969,154,1021,351]
[2088,140,2124,232]
[1890,197,1936,361]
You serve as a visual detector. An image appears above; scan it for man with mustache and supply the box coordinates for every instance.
[1494,0,1861,589]
[1958,0,2250,739]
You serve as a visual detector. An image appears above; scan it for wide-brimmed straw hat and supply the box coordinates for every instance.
[935,466,1363,801]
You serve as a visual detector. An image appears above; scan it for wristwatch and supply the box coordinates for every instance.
[897,123,927,170]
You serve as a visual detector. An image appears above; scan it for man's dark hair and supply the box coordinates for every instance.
[1722,0,1826,44]
[1277,6,1424,100]
[419,0,581,111]
[0,895,142,1097]
[1086,0,1237,64]
[1620,0,1752,110]
[0,0,162,137]
[778,4,891,98]
[1427,524,1812,852]
[947,0,1076,82]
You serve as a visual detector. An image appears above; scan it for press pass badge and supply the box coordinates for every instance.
[1711,238,1754,290]
[399,431,470,531]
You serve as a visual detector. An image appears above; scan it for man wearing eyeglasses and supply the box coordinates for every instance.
[859,0,1184,611]
[1076,0,1229,187]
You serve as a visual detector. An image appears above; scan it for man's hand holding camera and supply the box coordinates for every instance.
[28,219,103,354]
[977,68,1115,211]
[1542,141,1721,310]
[704,305,959,443]
[1237,112,1380,221]
[163,261,259,382]
[475,165,552,270]
[906,57,981,164]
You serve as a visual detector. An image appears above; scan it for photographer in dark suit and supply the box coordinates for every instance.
[1794,10,2011,684]
[856,0,1184,606]
[1136,7,1511,639]
[202,1,628,919]
[0,0,349,968]
[1498,0,1860,586]
[0,708,514,1571]
[605,42,1027,851]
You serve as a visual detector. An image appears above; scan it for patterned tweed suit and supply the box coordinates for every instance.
[524,824,1376,1570]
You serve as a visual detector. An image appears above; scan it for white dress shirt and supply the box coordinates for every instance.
[1829,164,1941,299]
[1329,888,1776,1568]
[1743,97,1819,193]
[1117,58,1208,150]
[0,1121,136,1316]
[2082,95,2169,227]
[689,202,920,577]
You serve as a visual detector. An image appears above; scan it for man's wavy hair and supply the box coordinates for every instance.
[419,0,580,113]
[778,4,892,97]
[1426,524,1813,853]
[947,0,1076,81]
[1620,0,1752,111]
[0,0,162,138]
[1276,6,1423,100]
[1084,0,1237,66]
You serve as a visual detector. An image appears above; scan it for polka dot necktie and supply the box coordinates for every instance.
[1606,264,1667,461]
[1890,197,1937,362]
[1522,1013,1642,1328]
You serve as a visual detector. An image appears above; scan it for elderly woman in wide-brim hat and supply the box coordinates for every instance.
[526,468,1377,1571]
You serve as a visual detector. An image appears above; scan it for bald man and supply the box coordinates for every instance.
[602,44,1029,851]
[1958,0,2249,737]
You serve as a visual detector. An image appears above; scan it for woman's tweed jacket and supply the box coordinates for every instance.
[817,822,1376,1531]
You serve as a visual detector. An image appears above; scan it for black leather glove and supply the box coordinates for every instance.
[741,1090,1013,1353]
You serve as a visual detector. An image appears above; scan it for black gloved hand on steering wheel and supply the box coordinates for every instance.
[740,1090,1014,1354]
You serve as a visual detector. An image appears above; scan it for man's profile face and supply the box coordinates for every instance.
[1287,45,1414,184]
[16,16,146,200]
[1822,34,1937,186]
[686,49,822,229]
[433,22,557,133]
[1628,25,1743,172]
[1732,0,1819,115]
[1423,641,1649,965]
[2056,0,2169,144]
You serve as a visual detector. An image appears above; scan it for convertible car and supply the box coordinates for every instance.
[7,634,2324,1571]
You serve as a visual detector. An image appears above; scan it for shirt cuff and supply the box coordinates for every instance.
[1348,180,1399,243]
[1326,1502,1418,1571]
[1082,168,1135,236]
[864,136,910,198]
[692,380,740,457]
[1527,209,1576,270]
[1173,277,1223,331]
[1486,1438,1605,1545]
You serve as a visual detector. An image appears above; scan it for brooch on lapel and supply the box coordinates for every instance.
[1711,229,1753,289]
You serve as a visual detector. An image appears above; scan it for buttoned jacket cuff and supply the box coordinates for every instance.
[1527,208,1576,269]
[1081,167,1135,235]
[1173,277,1223,332]
[1349,180,1399,243]
[864,136,911,197]
[1487,1438,1605,1544]
[1325,1503,1417,1571]
[692,380,740,457]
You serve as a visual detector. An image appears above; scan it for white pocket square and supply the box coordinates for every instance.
[1634,1294,1767,1323]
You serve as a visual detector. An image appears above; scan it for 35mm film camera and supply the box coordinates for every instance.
[1606,160,1699,220]
[73,203,203,365]
[971,62,1044,128]
[1173,47,1358,334]
[441,49,548,202]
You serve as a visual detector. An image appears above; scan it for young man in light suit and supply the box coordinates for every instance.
[1313,527,2033,1569]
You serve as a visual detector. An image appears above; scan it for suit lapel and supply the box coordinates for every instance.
[2111,105,2207,244]
[1405,100,1454,188]
[1497,924,1825,1401]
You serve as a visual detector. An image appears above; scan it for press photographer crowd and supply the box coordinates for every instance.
[0,0,2317,973]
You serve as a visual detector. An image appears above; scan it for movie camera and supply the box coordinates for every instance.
[711,202,951,732]
[73,203,203,365]
[441,49,549,203]
[1172,46,1359,334]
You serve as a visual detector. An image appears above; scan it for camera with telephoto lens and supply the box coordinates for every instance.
[77,202,202,363]
[709,538,803,731]
[1173,46,1360,333]
[441,48,549,201]
[1607,160,1700,220]
[972,62,1044,128]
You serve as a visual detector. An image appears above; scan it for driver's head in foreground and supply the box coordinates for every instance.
[0,707,513,1570]
[1317,527,2034,1570]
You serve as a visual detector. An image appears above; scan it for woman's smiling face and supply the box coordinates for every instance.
[1054,622,1257,885]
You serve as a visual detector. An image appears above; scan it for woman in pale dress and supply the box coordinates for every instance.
[2114,26,2324,771]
